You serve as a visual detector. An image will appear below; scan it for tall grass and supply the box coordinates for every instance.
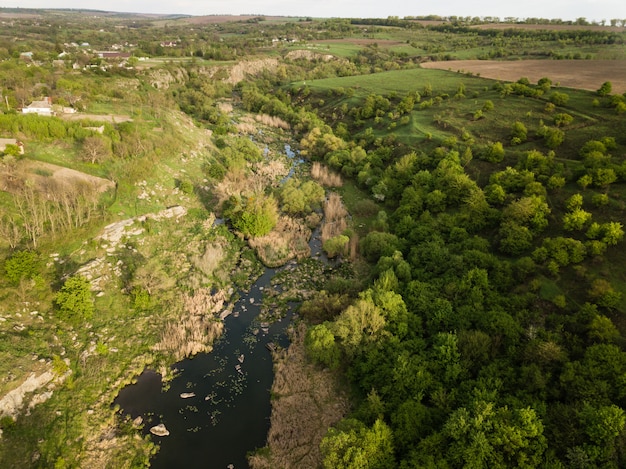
[311,162,342,187]
[321,192,348,244]
[155,288,227,360]
[255,114,290,130]
[248,323,349,469]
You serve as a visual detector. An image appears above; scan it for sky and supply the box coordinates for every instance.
[5,0,626,23]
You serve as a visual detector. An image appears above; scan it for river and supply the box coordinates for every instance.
[115,265,293,468]
[114,144,325,468]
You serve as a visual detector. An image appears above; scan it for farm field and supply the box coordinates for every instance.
[421,59,626,93]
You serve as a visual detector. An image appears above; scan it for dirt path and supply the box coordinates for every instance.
[421,59,626,94]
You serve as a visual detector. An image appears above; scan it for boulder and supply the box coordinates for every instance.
[150,423,170,437]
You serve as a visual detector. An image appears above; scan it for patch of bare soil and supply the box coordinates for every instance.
[0,159,115,194]
[420,59,626,94]
[248,323,349,469]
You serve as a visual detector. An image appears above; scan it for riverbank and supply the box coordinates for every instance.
[249,322,350,469]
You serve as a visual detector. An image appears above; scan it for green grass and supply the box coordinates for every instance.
[303,67,492,97]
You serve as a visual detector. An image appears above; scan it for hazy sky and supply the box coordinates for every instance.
[7,0,626,22]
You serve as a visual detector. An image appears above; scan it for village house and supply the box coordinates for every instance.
[0,138,25,155]
[96,51,131,59]
[22,97,53,116]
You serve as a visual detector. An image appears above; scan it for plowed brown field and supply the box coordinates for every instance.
[420,59,626,94]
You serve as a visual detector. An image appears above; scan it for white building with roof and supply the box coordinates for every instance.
[22,97,53,116]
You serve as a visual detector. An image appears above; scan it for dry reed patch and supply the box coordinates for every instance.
[248,216,311,267]
[154,288,227,361]
[321,192,349,244]
[218,102,233,114]
[213,171,264,207]
[255,114,290,130]
[236,122,257,134]
[254,159,289,184]
[248,323,350,469]
[190,242,225,277]
[213,159,289,209]
[311,162,342,187]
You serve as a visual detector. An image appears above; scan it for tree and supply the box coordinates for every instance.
[563,208,592,231]
[323,234,350,258]
[538,125,564,149]
[280,179,325,214]
[227,193,278,237]
[550,92,570,106]
[442,399,547,468]
[499,221,534,255]
[360,232,404,263]
[578,403,625,465]
[306,323,341,369]
[54,275,94,323]
[321,418,395,469]
[597,81,612,97]
[81,135,112,164]
[3,250,38,286]
[510,121,527,145]
[482,141,505,163]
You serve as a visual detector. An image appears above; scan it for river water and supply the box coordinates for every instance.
[115,144,323,468]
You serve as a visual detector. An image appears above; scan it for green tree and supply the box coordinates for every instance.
[321,418,395,469]
[597,81,612,97]
[306,323,341,369]
[510,121,527,145]
[360,232,404,263]
[3,250,38,286]
[227,193,278,237]
[563,208,592,231]
[578,403,625,465]
[323,234,350,258]
[483,141,505,163]
[54,275,94,322]
[550,92,570,106]
[499,221,534,255]
[443,399,547,468]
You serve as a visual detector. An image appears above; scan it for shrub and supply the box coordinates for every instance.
[4,251,38,286]
[597,81,612,97]
[54,275,94,323]
[550,92,570,106]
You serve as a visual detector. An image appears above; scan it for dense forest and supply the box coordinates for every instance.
[1,7,626,468]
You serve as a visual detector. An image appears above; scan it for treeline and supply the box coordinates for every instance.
[429,24,626,45]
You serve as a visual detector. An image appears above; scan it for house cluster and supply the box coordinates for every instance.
[272,37,299,44]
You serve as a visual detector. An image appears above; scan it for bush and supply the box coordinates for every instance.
[550,92,570,106]
[4,251,38,286]
[323,235,350,258]
[54,275,94,323]
[227,194,278,238]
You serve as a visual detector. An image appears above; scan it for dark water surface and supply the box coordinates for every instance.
[115,267,293,469]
